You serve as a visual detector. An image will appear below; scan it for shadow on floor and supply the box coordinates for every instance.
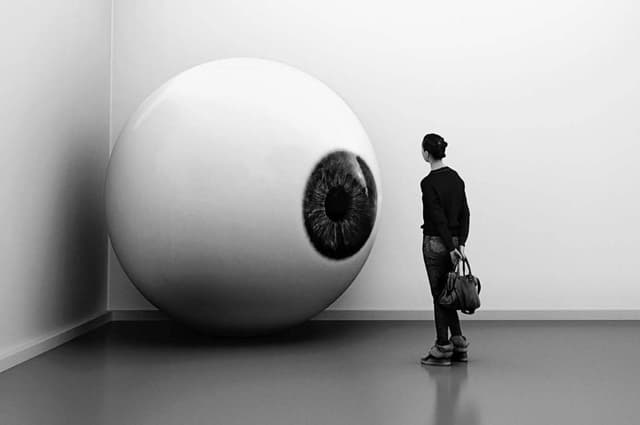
[101,319,380,349]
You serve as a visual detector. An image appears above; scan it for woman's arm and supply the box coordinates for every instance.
[459,182,470,246]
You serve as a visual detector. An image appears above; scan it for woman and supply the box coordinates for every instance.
[419,133,471,366]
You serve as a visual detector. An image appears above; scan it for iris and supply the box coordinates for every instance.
[303,150,377,260]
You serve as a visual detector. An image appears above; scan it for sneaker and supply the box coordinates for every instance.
[420,341,454,366]
[450,335,469,362]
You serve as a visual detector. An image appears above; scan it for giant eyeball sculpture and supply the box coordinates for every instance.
[106,58,381,335]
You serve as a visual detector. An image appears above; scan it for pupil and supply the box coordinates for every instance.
[324,186,351,221]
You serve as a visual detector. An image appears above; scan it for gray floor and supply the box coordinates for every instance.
[1,320,639,425]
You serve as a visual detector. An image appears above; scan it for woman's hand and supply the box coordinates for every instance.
[450,248,463,265]
[459,245,466,260]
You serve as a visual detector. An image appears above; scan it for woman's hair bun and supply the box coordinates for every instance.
[422,133,447,159]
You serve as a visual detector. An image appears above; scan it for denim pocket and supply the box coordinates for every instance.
[423,237,444,266]
[428,237,448,254]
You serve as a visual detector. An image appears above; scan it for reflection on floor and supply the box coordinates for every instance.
[1,320,638,425]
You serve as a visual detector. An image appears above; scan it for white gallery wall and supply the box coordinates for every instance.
[109,0,640,312]
[0,0,111,358]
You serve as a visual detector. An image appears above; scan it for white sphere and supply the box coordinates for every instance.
[106,58,381,334]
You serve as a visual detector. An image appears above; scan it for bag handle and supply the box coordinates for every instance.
[453,257,472,276]
[463,257,472,275]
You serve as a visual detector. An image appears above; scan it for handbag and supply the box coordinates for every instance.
[438,257,481,314]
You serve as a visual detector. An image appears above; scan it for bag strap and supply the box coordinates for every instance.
[453,257,472,275]
[462,257,472,275]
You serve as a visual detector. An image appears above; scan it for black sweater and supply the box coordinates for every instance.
[420,166,470,251]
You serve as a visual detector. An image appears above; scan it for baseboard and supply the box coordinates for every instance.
[0,312,111,373]
[109,309,640,321]
[314,309,640,320]
[110,309,169,321]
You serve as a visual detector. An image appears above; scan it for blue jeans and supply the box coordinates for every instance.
[422,234,462,345]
